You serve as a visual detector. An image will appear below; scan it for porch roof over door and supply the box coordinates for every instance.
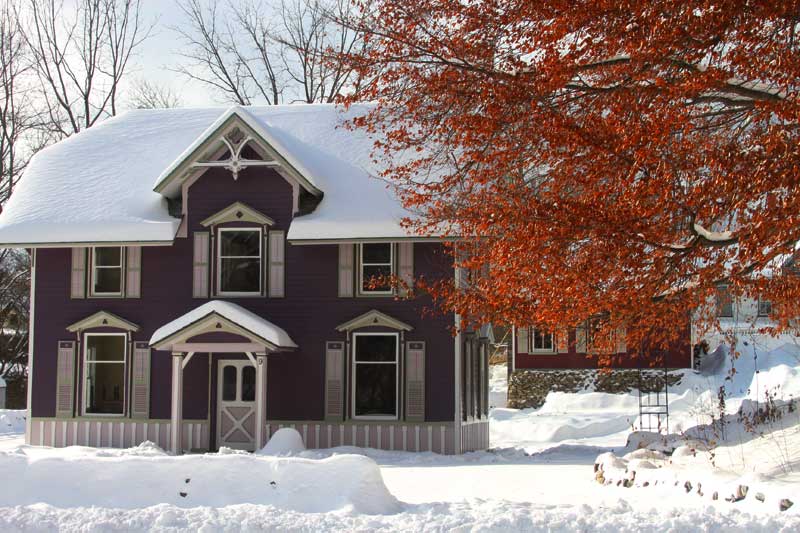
[149,300,298,353]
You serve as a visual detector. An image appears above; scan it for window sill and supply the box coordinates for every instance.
[352,415,399,421]
[81,412,126,418]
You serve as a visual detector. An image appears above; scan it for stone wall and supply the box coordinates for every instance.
[507,368,684,409]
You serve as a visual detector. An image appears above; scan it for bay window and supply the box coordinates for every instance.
[218,228,262,295]
[359,243,394,294]
[91,247,123,296]
[84,333,126,415]
[352,333,398,419]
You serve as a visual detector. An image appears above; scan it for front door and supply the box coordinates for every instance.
[216,360,257,451]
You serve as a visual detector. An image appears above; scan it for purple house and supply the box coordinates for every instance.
[0,105,490,454]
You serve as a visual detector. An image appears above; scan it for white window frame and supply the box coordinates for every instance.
[358,242,395,296]
[716,285,734,318]
[82,332,127,417]
[90,246,124,297]
[530,328,556,353]
[757,297,772,317]
[217,227,263,297]
[351,332,399,421]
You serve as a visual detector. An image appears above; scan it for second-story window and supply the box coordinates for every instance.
[359,243,394,295]
[758,298,772,317]
[91,247,123,296]
[218,228,262,295]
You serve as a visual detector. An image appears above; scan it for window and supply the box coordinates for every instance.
[218,228,262,295]
[758,298,772,317]
[84,334,126,415]
[359,243,394,294]
[91,247,123,296]
[352,333,398,419]
[461,336,489,421]
[531,329,555,352]
[716,285,734,318]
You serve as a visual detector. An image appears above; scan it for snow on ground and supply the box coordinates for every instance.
[0,410,25,435]
[1,336,800,531]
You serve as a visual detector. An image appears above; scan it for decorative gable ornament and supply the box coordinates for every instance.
[335,309,414,333]
[200,201,276,227]
[66,310,140,333]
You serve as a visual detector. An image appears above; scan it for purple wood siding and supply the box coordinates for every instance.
[31,166,455,428]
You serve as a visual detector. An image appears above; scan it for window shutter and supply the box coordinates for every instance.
[557,328,569,353]
[193,232,210,298]
[131,342,151,419]
[576,322,588,353]
[616,326,627,354]
[56,341,76,418]
[268,230,285,298]
[324,341,345,421]
[338,244,354,297]
[398,242,414,297]
[125,246,142,298]
[405,341,426,422]
[517,327,529,354]
[70,248,87,299]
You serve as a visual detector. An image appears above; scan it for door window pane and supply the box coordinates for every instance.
[222,365,237,401]
[84,334,126,415]
[242,366,256,402]
[354,335,397,362]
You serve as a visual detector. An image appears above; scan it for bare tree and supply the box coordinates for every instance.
[22,0,152,137]
[276,0,365,103]
[128,78,182,109]
[174,0,368,105]
[0,249,29,386]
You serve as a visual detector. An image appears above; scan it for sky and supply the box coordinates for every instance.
[126,1,220,107]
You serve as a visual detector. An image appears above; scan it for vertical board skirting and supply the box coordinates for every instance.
[26,419,208,453]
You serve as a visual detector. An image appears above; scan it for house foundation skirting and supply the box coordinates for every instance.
[265,420,459,454]
[460,419,490,453]
[27,418,210,452]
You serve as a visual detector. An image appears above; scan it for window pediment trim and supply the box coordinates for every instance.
[335,309,413,333]
[66,310,140,333]
[200,201,275,228]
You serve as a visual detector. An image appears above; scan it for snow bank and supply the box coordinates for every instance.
[0,410,25,435]
[257,428,306,456]
[0,442,400,514]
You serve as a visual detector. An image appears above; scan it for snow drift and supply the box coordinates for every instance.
[0,442,400,514]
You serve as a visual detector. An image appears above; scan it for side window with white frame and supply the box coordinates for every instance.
[91,247,124,296]
[716,285,734,318]
[352,333,398,419]
[359,243,394,295]
[83,333,127,415]
[758,297,772,317]
[531,328,555,352]
[218,228,262,295]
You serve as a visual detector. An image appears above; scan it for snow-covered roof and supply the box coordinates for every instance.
[0,104,415,246]
[149,300,297,350]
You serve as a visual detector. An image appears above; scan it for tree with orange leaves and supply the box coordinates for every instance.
[340,0,800,357]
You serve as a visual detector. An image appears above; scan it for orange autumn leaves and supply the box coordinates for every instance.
[339,0,800,357]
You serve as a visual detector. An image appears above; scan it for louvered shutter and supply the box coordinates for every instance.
[517,327,529,354]
[70,248,87,299]
[338,244,354,297]
[268,230,285,297]
[125,246,142,298]
[576,322,588,353]
[398,242,414,297]
[193,232,210,298]
[557,328,569,353]
[405,341,426,422]
[131,342,151,419]
[324,341,345,421]
[56,341,76,418]
[616,326,627,354]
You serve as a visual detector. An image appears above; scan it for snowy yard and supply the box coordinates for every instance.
[1,336,800,531]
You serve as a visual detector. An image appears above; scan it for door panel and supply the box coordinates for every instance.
[217,360,257,451]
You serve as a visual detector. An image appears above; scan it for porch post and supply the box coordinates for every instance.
[254,353,268,449]
[170,352,184,454]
